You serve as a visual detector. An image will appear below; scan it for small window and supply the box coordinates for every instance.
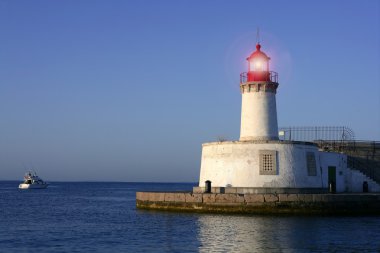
[306,152,317,176]
[259,150,277,175]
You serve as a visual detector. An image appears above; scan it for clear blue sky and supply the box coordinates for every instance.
[0,0,379,181]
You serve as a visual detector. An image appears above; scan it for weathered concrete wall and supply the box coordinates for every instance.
[199,141,321,188]
[319,151,380,192]
[345,169,380,192]
[319,152,346,192]
[198,141,380,192]
[192,186,327,194]
[136,191,380,215]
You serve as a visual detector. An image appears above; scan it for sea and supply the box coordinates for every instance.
[0,181,380,253]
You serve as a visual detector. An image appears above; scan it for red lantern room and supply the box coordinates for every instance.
[246,43,270,82]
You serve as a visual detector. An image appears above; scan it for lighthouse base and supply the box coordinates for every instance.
[192,186,327,194]
[198,140,380,193]
[240,136,279,141]
[199,140,325,189]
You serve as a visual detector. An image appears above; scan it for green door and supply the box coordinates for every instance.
[328,166,336,192]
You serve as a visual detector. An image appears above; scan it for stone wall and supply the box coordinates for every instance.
[136,191,380,215]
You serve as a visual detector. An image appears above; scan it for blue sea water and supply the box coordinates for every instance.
[1,181,380,252]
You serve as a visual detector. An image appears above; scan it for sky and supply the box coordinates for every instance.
[0,0,379,182]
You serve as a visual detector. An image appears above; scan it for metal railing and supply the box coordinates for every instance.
[347,155,380,183]
[240,71,278,84]
[278,126,380,183]
[278,126,355,142]
[269,71,278,83]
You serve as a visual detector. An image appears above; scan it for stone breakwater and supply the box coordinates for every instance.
[136,192,380,215]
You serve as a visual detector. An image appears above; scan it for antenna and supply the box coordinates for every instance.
[256,27,260,44]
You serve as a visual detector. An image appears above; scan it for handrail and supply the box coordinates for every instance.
[278,126,356,142]
[347,155,380,183]
[240,71,278,84]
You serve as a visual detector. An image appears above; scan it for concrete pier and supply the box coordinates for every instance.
[136,191,380,215]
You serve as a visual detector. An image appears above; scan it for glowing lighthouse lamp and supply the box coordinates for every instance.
[240,43,279,141]
[247,44,270,81]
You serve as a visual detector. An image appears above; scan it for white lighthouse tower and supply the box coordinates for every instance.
[240,43,279,141]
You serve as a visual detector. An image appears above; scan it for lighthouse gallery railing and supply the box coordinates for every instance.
[240,71,278,84]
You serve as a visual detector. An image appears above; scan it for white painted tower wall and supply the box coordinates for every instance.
[240,90,278,141]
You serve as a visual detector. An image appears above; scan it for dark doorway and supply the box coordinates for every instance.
[328,166,336,193]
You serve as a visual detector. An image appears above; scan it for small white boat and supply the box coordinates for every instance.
[19,171,48,189]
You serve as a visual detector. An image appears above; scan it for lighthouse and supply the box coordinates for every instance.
[240,43,279,141]
[137,36,380,212]
[195,35,380,195]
